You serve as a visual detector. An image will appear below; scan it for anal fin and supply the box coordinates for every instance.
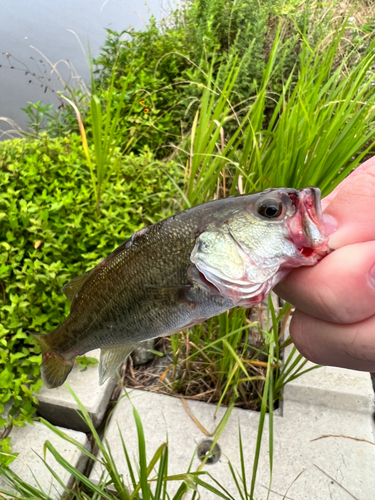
[99,344,138,385]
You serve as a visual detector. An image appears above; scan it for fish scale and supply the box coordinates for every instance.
[33,188,329,388]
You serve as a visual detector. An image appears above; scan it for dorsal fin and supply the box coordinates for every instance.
[62,269,94,302]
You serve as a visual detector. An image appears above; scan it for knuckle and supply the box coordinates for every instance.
[311,282,350,323]
[349,166,375,199]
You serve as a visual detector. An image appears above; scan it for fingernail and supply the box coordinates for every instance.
[323,214,338,236]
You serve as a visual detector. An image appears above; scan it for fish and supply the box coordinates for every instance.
[32,187,330,389]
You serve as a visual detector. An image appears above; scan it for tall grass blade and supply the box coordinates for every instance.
[250,341,272,498]
[118,424,138,493]
[44,440,114,500]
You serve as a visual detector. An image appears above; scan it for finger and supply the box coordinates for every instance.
[276,241,375,324]
[321,155,375,210]
[319,156,375,249]
[290,309,375,372]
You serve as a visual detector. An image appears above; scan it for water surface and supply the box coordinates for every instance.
[0,0,173,136]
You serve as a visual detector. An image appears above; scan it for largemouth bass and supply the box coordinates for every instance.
[33,188,329,388]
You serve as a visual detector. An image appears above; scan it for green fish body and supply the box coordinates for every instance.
[33,188,329,388]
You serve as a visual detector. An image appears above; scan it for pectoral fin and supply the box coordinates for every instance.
[99,344,138,385]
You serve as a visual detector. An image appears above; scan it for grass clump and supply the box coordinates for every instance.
[181,21,375,206]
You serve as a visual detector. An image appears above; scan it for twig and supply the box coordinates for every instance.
[180,397,212,436]
[0,281,5,304]
[311,434,375,446]
[260,485,296,500]
[313,464,360,499]
[279,306,292,340]
[242,359,282,369]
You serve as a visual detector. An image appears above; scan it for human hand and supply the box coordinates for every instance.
[276,156,375,372]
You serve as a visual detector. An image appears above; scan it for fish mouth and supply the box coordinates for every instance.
[287,187,330,262]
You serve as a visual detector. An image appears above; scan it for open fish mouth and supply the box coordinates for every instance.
[287,187,329,262]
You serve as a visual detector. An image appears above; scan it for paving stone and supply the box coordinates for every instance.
[37,349,117,432]
[0,421,89,499]
[283,343,375,414]
[90,378,375,500]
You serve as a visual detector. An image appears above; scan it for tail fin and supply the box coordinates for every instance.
[32,333,74,389]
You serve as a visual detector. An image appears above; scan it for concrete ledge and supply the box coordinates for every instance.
[90,375,375,500]
[37,350,117,432]
[0,422,90,499]
[283,344,375,414]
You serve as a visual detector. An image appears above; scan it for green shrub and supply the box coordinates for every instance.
[91,18,192,156]
[0,133,182,448]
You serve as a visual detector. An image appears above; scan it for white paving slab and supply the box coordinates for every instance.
[283,343,375,414]
[90,366,375,500]
[37,350,117,431]
[0,421,89,499]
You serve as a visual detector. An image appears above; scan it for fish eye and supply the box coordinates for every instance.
[257,199,283,219]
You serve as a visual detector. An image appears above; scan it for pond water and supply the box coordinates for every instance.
[0,0,174,137]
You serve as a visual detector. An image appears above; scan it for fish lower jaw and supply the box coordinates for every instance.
[196,266,274,308]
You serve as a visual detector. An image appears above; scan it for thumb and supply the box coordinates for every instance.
[321,156,375,249]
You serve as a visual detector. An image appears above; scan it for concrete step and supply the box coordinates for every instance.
[37,350,118,432]
[0,421,90,499]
